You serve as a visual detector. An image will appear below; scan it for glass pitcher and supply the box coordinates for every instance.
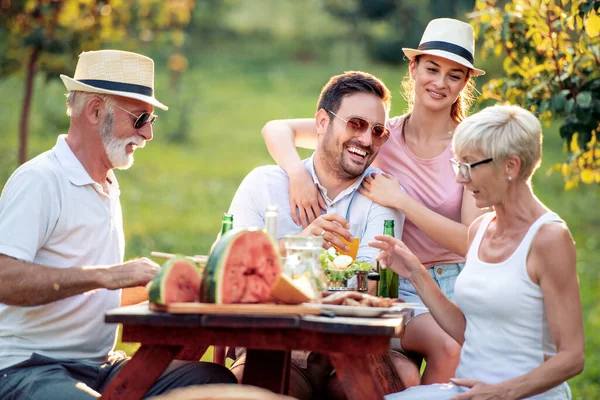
[283,235,325,293]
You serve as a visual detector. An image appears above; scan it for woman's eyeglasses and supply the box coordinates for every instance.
[114,104,158,129]
[327,110,390,146]
[450,157,494,180]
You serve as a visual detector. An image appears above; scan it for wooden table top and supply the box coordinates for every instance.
[102,303,410,400]
[106,303,407,338]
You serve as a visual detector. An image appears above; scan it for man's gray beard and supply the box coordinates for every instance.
[100,109,135,170]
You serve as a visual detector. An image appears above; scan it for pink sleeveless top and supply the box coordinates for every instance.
[373,115,464,268]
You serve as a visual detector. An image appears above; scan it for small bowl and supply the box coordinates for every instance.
[326,270,368,292]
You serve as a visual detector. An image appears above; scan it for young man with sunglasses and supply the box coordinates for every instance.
[0,50,236,400]
[227,71,407,399]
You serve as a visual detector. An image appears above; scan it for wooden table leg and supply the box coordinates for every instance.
[241,349,291,394]
[175,345,209,361]
[213,346,227,365]
[101,345,182,400]
[330,353,385,400]
[366,354,406,394]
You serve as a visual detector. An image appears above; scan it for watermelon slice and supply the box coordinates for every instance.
[147,257,204,305]
[201,228,282,304]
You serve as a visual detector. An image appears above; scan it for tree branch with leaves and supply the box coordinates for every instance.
[0,0,195,165]
[470,0,600,189]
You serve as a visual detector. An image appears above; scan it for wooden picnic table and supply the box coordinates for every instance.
[100,303,411,400]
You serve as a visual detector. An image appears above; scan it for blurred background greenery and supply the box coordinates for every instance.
[0,0,598,398]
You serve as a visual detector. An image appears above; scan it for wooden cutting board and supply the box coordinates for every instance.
[149,302,323,316]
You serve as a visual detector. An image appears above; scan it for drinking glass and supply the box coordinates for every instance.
[283,235,326,292]
[334,223,362,259]
[328,223,366,291]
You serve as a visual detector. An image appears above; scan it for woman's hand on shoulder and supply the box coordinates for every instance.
[359,172,406,210]
[288,165,327,228]
[368,235,423,280]
[450,378,514,400]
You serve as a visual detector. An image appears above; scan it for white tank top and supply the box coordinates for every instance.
[454,212,571,399]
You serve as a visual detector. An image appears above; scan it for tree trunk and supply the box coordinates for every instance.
[19,46,40,165]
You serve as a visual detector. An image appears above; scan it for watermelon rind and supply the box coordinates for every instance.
[201,229,243,303]
[148,256,202,305]
[201,228,281,304]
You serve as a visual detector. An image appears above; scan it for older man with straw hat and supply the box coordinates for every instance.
[0,50,236,399]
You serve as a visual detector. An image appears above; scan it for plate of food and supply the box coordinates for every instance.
[319,247,373,291]
[304,292,428,318]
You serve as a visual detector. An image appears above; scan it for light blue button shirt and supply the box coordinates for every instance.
[228,153,404,264]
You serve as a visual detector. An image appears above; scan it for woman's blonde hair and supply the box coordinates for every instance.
[401,56,477,124]
[453,104,543,181]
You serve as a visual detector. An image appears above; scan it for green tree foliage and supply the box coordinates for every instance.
[323,0,476,65]
[0,0,195,164]
[470,0,600,189]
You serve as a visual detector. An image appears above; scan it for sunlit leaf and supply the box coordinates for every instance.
[584,13,600,37]
[562,163,570,176]
[581,169,595,183]
[570,133,581,152]
[564,177,579,190]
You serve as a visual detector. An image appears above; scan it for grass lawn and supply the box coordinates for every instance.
[0,49,598,398]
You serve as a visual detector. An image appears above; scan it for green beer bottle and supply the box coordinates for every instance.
[377,220,399,298]
[220,213,234,235]
[210,213,233,254]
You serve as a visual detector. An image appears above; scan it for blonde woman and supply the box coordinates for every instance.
[374,104,584,399]
[261,18,484,383]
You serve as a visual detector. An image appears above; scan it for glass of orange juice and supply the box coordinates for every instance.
[334,223,361,259]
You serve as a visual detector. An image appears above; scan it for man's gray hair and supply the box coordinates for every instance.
[66,91,115,117]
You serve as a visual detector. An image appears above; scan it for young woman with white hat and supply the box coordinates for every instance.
[260,18,485,384]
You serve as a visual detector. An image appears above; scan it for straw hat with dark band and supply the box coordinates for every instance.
[60,50,168,110]
[402,18,485,76]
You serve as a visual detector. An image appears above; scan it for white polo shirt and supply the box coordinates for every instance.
[228,153,404,263]
[0,135,124,370]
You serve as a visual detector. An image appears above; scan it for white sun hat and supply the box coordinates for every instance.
[402,18,485,76]
[60,50,168,110]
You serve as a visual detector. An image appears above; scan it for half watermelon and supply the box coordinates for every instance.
[147,257,204,305]
[201,228,282,304]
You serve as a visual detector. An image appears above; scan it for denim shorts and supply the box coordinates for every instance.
[390,263,465,352]
[398,262,464,323]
